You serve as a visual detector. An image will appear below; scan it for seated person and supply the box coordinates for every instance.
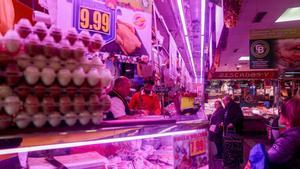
[129,79,161,115]
[106,76,132,120]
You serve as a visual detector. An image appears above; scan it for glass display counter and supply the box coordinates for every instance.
[0,119,209,169]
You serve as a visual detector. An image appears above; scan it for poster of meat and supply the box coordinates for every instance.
[173,130,209,169]
[73,0,152,57]
[250,28,300,71]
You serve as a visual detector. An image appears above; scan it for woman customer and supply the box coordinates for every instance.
[245,96,300,169]
[268,97,300,168]
[208,100,225,159]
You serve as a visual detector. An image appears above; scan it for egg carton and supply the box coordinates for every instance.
[0,111,104,130]
[1,18,104,57]
[0,94,111,115]
[15,54,105,72]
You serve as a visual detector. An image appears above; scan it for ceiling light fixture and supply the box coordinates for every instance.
[177,0,197,78]
[276,7,300,23]
[239,56,250,61]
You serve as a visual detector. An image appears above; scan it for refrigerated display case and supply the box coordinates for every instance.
[0,119,209,169]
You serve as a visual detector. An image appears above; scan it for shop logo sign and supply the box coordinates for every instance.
[250,40,270,58]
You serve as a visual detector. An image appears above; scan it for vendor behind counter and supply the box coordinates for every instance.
[129,79,161,115]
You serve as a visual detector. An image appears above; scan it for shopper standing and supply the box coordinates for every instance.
[245,97,300,169]
[268,97,300,169]
[209,100,225,159]
[222,96,244,134]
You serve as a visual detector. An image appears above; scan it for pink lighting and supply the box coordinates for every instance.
[200,0,206,83]
[177,0,197,78]
[0,129,200,155]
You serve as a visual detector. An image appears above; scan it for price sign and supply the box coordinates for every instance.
[73,0,116,44]
[189,138,206,156]
[79,7,110,34]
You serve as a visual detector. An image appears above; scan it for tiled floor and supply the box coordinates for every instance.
[210,134,271,169]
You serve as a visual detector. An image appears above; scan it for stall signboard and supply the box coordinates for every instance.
[212,70,278,79]
[249,39,273,69]
[250,28,300,70]
[56,0,152,57]
[174,130,208,168]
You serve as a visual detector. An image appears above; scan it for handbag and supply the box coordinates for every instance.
[223,127,244,168]
[249,143,269,169]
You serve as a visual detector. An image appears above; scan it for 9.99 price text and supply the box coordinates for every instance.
[79,7,110,33]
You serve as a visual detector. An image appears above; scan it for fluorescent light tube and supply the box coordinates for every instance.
[177,0,197,78]
[239,56,250,61]
[276,7,300,22]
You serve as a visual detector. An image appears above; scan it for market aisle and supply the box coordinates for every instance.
[210,134,271,169]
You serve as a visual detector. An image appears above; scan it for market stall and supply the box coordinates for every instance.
[206,70,279,133]
[0,0,209,168]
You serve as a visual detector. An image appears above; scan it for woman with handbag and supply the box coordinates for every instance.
[246,97,300,169]
[208,100,225,159]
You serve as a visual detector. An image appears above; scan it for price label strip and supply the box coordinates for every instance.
[189,138,206,156]
[73,0,116,44]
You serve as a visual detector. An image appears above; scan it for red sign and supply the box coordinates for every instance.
[212,70,278,79]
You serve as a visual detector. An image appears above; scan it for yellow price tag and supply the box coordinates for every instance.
[79,7,110,34]
[189,139,206,156]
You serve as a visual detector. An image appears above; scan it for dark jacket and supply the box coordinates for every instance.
[209,107,225,141]
[224,101,244,134]
[268,127,300,169]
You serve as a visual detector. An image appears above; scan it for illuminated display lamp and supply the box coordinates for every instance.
[176,0,197,78]
[0,129,200,155]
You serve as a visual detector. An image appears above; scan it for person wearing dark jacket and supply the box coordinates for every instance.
[245,97,300,169]
[222,96,244,134]
[209,100,225,159]
[267,97,300,169]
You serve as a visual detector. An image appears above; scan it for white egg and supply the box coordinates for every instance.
[79,111,90,125]
[41,67,56,86]
[65,58,78,71]
[49,112,62,127]
[72,67,86,86]
[17,53,31,69]
[24,66,40,85]
[64,113,77,126]
[4,30,22,54]
[58,69,72,86]
[4,96,21,115]
[81,57,91,73]
[33,113,47,128]
[91,57,104,70]
[92,111,103,125]
[16,113,31,129]
[49,56,61,71]
[87,68,100,86]
[34,55,47,70]
[73,41,86,60]
[99,68,112,88]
